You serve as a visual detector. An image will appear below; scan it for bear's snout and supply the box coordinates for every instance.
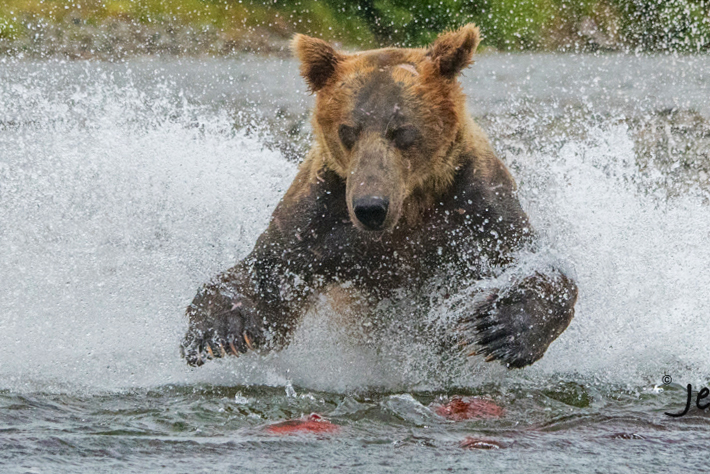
[353,196,389,231]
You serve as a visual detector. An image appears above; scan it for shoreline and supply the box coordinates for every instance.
[0,21,295,60]
[2,1,708,61]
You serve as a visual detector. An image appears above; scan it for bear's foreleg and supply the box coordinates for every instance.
[181,166,342,366]
[460,268,578,368]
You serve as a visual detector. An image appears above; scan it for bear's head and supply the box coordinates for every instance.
[292,24,480,232]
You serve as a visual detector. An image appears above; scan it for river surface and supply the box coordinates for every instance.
[1,53,710,472]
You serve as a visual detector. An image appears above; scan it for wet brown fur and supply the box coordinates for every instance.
[182,25,578,369]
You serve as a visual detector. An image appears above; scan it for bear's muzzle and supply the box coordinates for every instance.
[353,196,390,231]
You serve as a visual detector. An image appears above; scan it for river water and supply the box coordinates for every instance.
[1,53,710,472]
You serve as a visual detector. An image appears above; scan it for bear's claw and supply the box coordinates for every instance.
[459,271,576,369]
[460,291,541,368]
[181,294,264,366]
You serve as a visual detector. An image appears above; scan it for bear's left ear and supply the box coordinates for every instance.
[428,24,480,79]
[291,34,344,92]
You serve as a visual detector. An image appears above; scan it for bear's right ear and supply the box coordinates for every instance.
[428,24,480,79]
[291,34,344,92]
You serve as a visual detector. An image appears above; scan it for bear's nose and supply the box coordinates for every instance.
[353,197,389,230]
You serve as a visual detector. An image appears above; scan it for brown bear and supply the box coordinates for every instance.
[181,24,578,369]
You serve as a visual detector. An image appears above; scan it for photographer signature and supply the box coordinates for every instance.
[663,377,710,417]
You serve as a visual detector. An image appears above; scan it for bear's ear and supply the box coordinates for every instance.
[291,34,344,92]
[428,24,480,79]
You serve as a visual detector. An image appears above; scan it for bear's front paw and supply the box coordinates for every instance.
[181,296,264,367]
[460,272,576,369]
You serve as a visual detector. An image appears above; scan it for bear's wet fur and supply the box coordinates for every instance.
[181,24,578,369]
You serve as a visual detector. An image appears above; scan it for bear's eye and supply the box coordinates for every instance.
[338,124,359,150]
[389,125,419,150]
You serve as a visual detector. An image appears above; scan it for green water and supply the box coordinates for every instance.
[2,382,708,473]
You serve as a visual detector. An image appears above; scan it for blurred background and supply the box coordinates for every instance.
[1,0,709,59]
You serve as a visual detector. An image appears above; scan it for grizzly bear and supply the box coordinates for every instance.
[181,24,578,369]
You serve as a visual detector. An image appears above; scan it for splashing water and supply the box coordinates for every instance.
[1,56,710,398]
[0,61,298,392]
[517,124,710,385]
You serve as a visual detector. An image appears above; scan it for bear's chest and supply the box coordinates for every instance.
[293,165,516,293]
[306,205,485,294]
